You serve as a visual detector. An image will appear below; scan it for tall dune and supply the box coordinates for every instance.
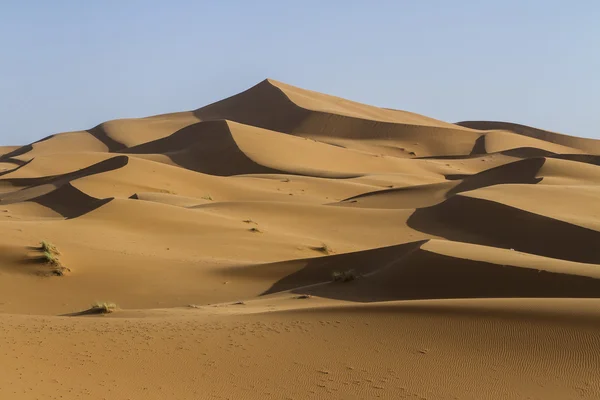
[1,79,599,399]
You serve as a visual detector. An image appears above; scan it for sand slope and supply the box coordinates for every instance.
[1,79,599,399]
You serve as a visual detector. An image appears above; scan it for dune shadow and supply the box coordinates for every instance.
[287,249,600,303]
[32,183,113,219]
[0,155,129,188]
[193,79,309,134]
[469,135,487,155]
[500,147,557,158]
[260,241,427,296]
[445,157,545,197]
[0,156,125,218]
[549,154,600,166]
[0,158,33,177]
[407,195,600,265]
[60,308,111,317]
[123,120,284,176]
[86,125,127,152]
[0,134,57,163]
[0,146,33,163]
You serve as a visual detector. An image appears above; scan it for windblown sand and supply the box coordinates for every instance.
[1,79,599,399]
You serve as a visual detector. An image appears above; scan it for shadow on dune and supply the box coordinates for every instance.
[193,79,481,157]
[0,158,33,177]
[60,307,114,317]
[457,120,600,153]
[0,157,29,167]
[123,120,283,176]
[445,157,545,196]
[444,157,546,183]
[500,147,557,158]
[0,134,58,163]
[86,124,127,152]
[0,156,125,218]
[32,183,112,219]
[0,144,34,162]
[336,158,546,209]
[407,195,600,264]
[256,241,600,302]
[0,155,129,188]
[260,241,427,296]
[550,154,600,166]
[415,146,557,160]
[194,79,309,133]
[284,248,600,302]
[469,135,487,155]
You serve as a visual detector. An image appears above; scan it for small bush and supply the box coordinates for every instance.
[40,241,59,255]
[42,251,60,266]
[50,265,70,276]
[91,302,118,314]
[249,227,262,233]
[201,194,213,201]
[332,270,357,282]
[32,241,69,276]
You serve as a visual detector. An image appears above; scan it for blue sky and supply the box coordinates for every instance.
[1,1,598,145]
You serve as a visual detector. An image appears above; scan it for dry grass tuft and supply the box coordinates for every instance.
[90,302,118,314]
[332,270,357,283]
[40,240,60,255]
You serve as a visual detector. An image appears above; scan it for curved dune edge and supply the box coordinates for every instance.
[407,194,600,264]
[247,239,600,301]
[457,120,600,153]
[335,156,548,209]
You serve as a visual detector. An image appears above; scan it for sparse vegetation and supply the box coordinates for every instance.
[50,265,70,276]
[33,241,69,276]
[40,240,59,255]
[243,219,256,224]
[249,227,262,233]
[332,269,357,282]
[294,294,312,299]
[201,194,213,201]
[42,251,60,266]
[90,302,118,314]
[311,243,333,255]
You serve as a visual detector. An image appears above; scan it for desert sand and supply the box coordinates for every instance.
[1,79,599,399]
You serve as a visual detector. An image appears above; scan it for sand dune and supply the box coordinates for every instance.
[1,79,599,399]
[458,120,600,153]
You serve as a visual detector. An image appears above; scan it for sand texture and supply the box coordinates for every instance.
[1,79,599,399]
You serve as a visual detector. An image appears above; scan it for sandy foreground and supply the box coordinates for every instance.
[1,79,599,399]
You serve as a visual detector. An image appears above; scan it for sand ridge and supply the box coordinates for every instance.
[1,79,599,399]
